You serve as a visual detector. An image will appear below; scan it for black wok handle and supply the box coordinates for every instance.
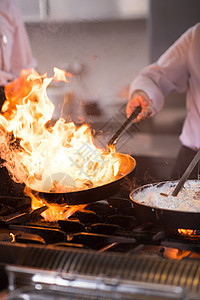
[172,148,200,196]
[107,106,141,147]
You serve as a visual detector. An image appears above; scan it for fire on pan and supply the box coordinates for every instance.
[0,68,136,217]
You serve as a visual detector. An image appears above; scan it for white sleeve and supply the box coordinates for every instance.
[129,25,194,113]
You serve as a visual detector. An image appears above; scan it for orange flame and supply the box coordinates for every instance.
[25,187,86,222]
[178,229,196,236]
[0,68,121,220]
[0,68,120,193]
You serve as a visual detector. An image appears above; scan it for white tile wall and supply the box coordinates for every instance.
[26,19,149,107]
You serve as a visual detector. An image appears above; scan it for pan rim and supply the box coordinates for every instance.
[28,153,136,195]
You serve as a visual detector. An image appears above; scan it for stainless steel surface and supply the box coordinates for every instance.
[0,243,199,300]
[6,265,187,300]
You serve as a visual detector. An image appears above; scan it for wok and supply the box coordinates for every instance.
[130,180,200,229]
[32,153,136,205]
[30,107,141,205]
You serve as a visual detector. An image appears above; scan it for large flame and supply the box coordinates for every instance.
[0,68,120,197]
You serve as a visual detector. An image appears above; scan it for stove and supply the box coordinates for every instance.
[0,186,200,300]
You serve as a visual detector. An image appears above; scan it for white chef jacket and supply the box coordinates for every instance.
[129,23,200,151]
[0,0,36,86]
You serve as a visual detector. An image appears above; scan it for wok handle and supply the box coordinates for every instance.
[172,148,200,196]
[107,106,141,147]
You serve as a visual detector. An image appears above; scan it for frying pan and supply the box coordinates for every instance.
[32,153,136,205]
[130,180,200,229]
[30,107,141,205]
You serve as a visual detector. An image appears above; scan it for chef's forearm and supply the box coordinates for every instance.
[129,72,165,114]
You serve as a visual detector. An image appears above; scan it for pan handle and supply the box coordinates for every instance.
[172,148,200,196]
[107,106,141,147]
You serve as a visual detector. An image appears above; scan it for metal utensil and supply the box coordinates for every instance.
[172,148,200,196]
[107,106,141,147]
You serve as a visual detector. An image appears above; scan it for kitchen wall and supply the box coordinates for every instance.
[149,0,200,62]
[14,0,149,126]
[25,19,149,113]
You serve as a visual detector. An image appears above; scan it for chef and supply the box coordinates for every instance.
[126,23,200,180]
[0,0,36,106]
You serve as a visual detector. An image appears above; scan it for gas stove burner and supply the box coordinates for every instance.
[177,228,200,237]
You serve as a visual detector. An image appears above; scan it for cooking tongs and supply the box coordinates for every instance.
[107,106,141,148]
[172,148,200,196]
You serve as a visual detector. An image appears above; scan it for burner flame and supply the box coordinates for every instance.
[178,229,197,236]
[25,187,86,221]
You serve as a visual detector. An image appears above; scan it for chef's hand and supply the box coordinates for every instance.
[126,90,154,123]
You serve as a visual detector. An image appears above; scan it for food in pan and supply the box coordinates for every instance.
[132,180,200,212]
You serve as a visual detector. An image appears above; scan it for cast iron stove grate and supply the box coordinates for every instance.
[0,194,200,299]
